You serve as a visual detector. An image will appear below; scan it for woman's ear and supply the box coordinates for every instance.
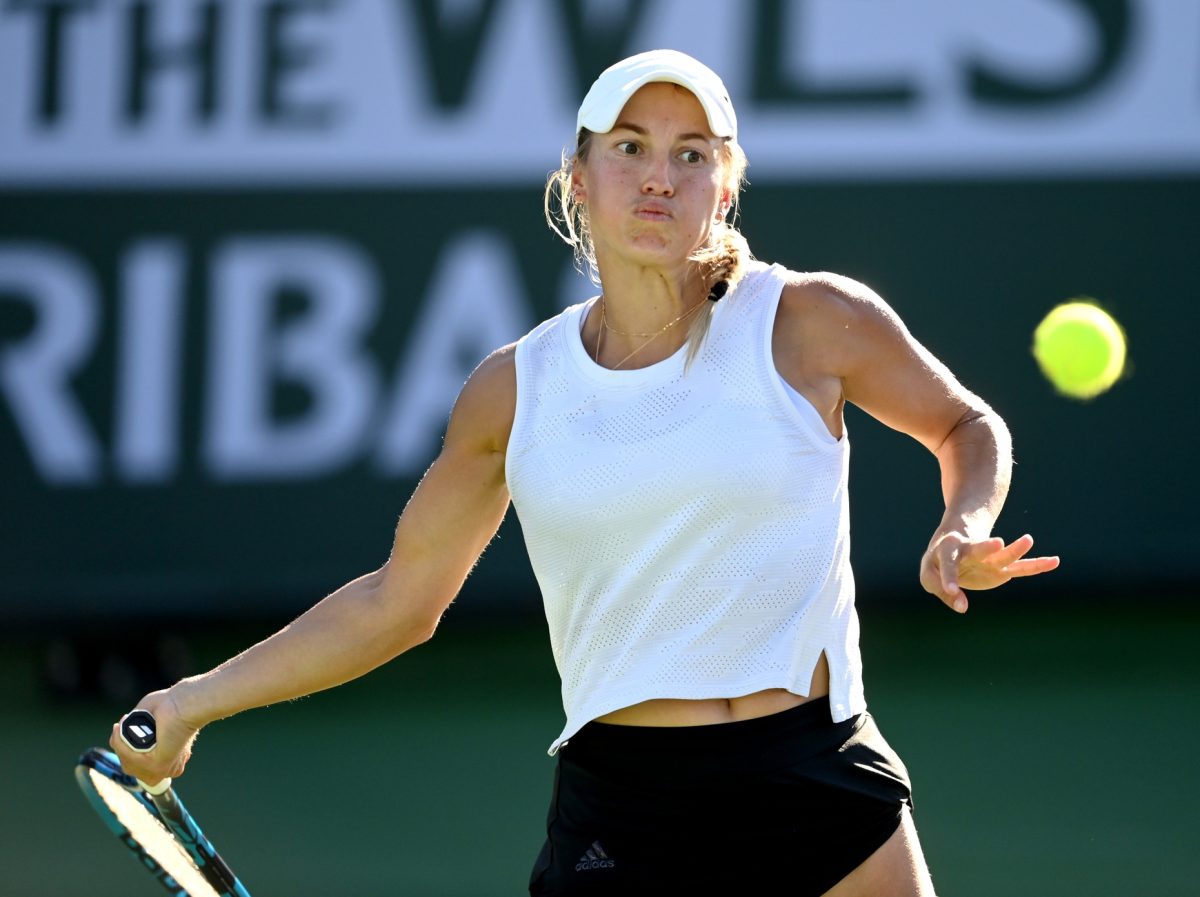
[571,167,587,204]
[716,192,732,220]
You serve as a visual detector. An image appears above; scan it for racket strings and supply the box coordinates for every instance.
[86,768,223,897]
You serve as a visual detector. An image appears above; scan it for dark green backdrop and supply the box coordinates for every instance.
[1,178,1195,621]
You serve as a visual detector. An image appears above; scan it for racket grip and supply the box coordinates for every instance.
[119,709,173,794]
[140,777,173,795]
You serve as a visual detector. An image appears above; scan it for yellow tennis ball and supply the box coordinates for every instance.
[1032,300,1127,400]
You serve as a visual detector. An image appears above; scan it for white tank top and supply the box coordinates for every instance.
[506,262,866,755]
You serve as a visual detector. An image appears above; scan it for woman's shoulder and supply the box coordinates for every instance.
[731,262,885,318]
[447,342,519,452]
[463,342,518,399]
[778,269,885,310]
[770,269,914,379]
[774,269,905,335]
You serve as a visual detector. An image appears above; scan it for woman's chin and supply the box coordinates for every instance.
[616,236,692,268]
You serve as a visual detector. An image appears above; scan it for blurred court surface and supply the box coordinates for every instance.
[3,601,1196,897]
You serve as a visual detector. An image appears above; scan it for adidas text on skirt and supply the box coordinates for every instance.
[528,697,913,896]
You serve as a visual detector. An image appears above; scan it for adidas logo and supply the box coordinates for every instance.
[574,840,616,872]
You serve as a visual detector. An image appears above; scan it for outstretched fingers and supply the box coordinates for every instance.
[981,533,1034,566]
[983,534,1060,577]
[999,554,1061,577]
[923,532,1060,613]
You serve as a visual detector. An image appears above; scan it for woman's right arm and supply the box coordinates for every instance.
[109,344,519,786]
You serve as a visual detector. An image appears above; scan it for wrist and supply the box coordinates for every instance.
[168,676,221,730]
[932,510,995,546]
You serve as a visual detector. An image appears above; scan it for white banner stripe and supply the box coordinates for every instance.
[1,0,1197,186]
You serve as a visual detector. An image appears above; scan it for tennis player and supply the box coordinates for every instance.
[112,50,1059,895]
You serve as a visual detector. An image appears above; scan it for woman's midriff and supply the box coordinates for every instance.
[593,652,831,727]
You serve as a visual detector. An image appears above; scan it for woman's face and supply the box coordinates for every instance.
[574,82,729,275]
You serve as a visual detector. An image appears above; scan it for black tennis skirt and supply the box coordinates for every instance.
[528,697,913,896]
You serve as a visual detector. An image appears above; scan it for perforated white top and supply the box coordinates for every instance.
[506,262,866,755]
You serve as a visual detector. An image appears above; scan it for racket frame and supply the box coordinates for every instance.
[75,747,251,897]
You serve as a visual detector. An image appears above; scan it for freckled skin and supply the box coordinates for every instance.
[574,83,727,283]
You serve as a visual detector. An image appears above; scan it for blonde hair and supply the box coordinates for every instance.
[543,128,753,369]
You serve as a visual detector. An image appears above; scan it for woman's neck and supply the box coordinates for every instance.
[596,261,706,334]
[583,263,710,370]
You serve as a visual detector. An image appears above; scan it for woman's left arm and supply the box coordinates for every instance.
[790,273,1059,612]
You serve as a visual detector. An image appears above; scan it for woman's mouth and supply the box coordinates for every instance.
[633,204,672,221]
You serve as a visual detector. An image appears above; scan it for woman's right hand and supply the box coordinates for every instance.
[108,686,202,788]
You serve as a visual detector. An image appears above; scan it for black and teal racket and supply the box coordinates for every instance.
[75,711,251,897]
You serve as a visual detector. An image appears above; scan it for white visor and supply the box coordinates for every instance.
[576,49,737,140]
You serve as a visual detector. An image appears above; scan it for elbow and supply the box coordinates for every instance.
[385,601,442,658]
[936,404,1008,455]
[956,402,1003,435]
[972,406,1012,460]
[366,563,445,655]
[406,613,441,648]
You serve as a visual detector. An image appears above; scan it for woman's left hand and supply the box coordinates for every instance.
[921,532,1059,613]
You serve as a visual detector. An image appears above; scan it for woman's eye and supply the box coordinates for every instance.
[679,149,705,164]
[616,141,639,155]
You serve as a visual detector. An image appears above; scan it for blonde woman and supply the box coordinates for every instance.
[111,50,1058,896]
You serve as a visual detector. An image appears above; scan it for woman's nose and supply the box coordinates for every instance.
[641,154,674,196]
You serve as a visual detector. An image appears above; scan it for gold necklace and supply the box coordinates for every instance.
[594,298,706,370]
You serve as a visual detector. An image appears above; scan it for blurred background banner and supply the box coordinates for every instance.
[3,0,1198,183]
[1,0,1197,621]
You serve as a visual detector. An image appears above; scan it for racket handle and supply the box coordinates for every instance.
[119,709,173,794]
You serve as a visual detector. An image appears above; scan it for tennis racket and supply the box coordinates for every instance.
[75,710,252,897]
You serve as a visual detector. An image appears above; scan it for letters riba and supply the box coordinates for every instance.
[0,234,537,485]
